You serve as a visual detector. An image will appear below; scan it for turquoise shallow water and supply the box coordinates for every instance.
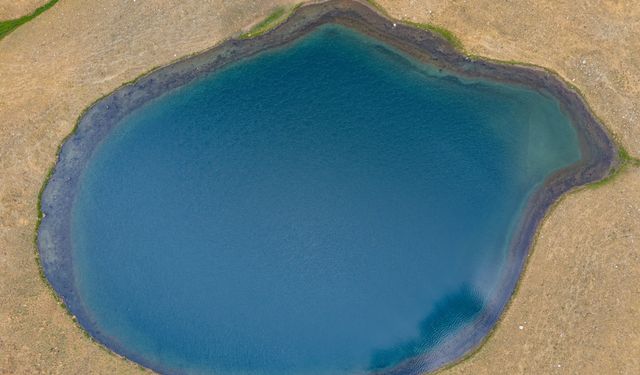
[70,25,580,374]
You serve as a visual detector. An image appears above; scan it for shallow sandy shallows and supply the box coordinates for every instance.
[0,0,638,374]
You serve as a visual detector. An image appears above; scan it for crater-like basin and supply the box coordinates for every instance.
[38,1,615,374]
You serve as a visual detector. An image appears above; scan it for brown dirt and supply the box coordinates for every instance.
[0,0,637,374]
[0,0,49,21]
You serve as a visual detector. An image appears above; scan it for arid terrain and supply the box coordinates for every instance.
[0,0,47,20]
[1,0,638,374]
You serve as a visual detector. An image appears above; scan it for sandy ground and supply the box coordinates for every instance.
[0,0,637,374]
[0,0,49,20]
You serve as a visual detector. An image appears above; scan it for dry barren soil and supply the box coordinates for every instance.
[0,0,48,20]
[1,0,638,374]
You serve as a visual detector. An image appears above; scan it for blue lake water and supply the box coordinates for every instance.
[70,25,581,374]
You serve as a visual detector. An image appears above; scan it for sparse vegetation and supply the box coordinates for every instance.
[403,21,464,51]
[239,7,287,40]
[365,0,389,15]
[0,0,59,40]
[589,144,640,188]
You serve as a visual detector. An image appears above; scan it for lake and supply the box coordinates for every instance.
[39,8,608,374]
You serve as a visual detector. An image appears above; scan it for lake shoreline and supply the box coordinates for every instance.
[37,0,617,374]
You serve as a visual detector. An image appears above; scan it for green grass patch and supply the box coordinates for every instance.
[403,21,464,51]
[487,58,536,67]
[0,0,59,40]
[364,0,389,15]
[239,6,288,40]
[618,146,640,166]
[589,145,640,189]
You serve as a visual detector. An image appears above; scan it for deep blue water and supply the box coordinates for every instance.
[71,25,580,374]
